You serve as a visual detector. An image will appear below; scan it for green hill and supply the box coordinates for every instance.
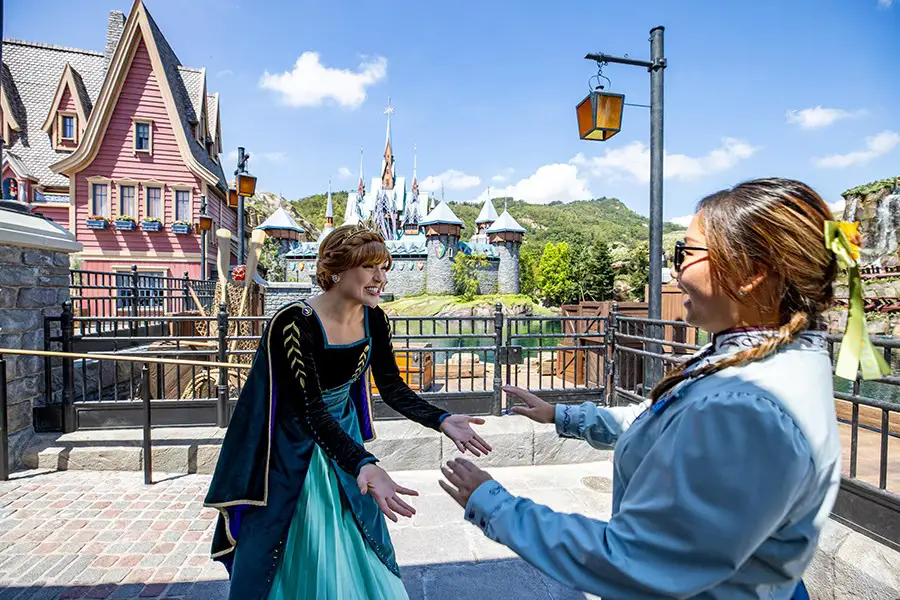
[256,191,685,251]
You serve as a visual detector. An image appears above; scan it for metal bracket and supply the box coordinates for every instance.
[498,346,524,365]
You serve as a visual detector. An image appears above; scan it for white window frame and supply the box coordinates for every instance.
[133,118,153,155]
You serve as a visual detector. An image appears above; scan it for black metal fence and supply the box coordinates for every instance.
[69,267,216,328]
[1,302,898,553]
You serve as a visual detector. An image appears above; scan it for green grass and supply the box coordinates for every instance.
[381,294,554,316]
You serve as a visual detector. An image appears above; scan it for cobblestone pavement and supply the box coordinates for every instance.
[0,463,614,600]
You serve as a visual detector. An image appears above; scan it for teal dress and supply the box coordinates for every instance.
[204,301,450,600]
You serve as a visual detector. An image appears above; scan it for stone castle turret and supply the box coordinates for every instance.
[421,201,464,295]
[487,205,525,294]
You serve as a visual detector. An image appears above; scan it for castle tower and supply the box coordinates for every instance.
[381,98,395,191]
[471,193,499,244]
[487,208,525,294]
[421,201,465,295]
[318,179,335,242]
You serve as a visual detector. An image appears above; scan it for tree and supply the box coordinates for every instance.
[570,240,615,302]
[624,241,650,301]
[518,242,542,300]
[536,242,573,306]
[258,237,287,282]
[452,253,488,301]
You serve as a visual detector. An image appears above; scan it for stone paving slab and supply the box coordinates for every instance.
[0,463,614,599]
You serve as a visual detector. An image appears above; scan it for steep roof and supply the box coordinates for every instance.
[256,206,306,234]
[1,39,105,187]
[475,198,499,224]
[48,2,227,191]
[486,210,525,234]
[420,201,465,228]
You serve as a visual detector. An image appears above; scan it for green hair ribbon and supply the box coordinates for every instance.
[825,220,890,380]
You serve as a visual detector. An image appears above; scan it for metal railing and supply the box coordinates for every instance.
[69,267,216,325]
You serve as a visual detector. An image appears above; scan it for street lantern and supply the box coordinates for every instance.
[237,172,257,197]
[197,213,212,231]
[228,187,239,208]
[576,89,624,141]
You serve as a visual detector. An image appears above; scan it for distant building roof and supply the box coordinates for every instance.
[486,210,525,234]
[256,206,306,234]
[420,201,465,228]
[475,198,499,224]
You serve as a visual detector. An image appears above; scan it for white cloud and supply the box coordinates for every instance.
[491,168,515,184]
[216,69,234,78]
[572,137,759,184]
[670,215,694,228]
[813,130,900,168]
[878,0,894,7]
[829,199,846,216]
[226,150,288,165]
[786,106,866,129]
[420,170,481,192]
[470,163,592,205]
[337,166,354,179]
[259,52,387,109]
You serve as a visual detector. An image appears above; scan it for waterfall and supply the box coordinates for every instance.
[874,192,900,261]
[846,195,859,221]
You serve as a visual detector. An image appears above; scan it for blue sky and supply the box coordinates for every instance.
[7,0,900,223]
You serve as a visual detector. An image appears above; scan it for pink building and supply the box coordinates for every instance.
[1,0,239,285]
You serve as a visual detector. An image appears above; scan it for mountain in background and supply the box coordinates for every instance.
[248,191,686,251]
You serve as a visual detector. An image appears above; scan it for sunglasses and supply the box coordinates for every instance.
[673,240,708,272]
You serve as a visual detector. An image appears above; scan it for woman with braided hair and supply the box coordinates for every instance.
[440,178,855,599]
[205,224,491,599]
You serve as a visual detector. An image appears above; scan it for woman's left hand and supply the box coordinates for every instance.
[439,414,493,456]
[439,458,494,508]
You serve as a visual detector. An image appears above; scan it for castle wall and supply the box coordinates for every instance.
[495,242,521,294]
[475,259,499,294]
[284,256,426,298]
[426,236,456,295]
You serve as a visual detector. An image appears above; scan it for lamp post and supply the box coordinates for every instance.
[581,26,666,386]
[234,147,257,264]
[198,195,212,279]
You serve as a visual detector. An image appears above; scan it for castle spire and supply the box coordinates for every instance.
[325,178,334,227]
[356,146,365,198]
[411,143,419,197]
[381,98,395,190]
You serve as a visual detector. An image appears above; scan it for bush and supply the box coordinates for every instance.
[453,253,488,301]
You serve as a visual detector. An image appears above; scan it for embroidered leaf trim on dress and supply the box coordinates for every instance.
[283,320,307,389]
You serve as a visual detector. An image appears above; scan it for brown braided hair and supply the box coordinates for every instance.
[316,224,392,290]
[649,178,838,402]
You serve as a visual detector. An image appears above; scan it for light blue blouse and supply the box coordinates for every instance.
[466,329,841,599]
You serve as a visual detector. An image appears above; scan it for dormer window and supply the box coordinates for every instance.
[134,118,153,154]
[61,115,75,140]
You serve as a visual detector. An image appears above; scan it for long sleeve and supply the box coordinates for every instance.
[270,310,377,476]
[466,391,815,599]
[368,306,449,430]
[555,400,650,449]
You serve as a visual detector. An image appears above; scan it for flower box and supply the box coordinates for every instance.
[86,218,109,230]
[141,220,162,232]
[171,222,192,235]
[114,219,136,231]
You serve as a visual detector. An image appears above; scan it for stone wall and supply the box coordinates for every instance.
[386,258,426,297]
[0,206,81,467]
[263,282,314,317]
[426,236,456,295]
[474,258,499,294]
[495,242,521,294]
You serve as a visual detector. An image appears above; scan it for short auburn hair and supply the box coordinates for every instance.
[316,224,392,290]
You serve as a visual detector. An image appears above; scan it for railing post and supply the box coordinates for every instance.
[61,302,76,433]
[217,302,229,427]
[492,302,503,416]
[608,302,620,407]
[130,265,139,331]
[141,363,152,485]
[0,354,9,481]
[182,271,190,313]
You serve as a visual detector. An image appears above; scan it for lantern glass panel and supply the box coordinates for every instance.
[238,174,257,197]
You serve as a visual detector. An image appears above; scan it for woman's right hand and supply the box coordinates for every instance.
[503,385,555,424]
[357,463,419,522]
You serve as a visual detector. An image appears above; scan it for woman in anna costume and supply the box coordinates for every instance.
[204,224,492,599]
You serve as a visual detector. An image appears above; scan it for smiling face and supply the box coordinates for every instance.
[674,211,746,334]
[332,262,389,307]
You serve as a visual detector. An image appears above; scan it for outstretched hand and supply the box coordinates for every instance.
[357,464,418,522]
[439,458,494,508]
[439,414,493,457]
[503,385,555,424]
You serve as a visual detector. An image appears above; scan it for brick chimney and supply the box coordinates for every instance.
[105,10,127,63]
